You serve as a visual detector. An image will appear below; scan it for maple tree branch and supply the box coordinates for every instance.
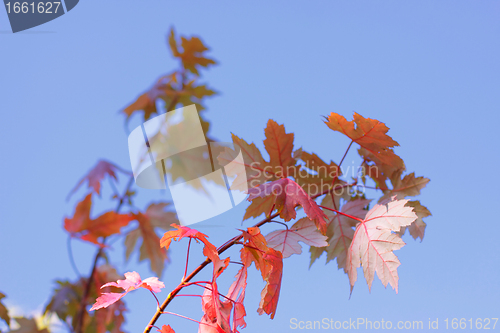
[143,182,355,333]
[75,175,135,333]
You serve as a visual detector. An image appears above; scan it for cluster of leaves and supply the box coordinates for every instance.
[123,28,217,138]
[89,111,429,333]
[0,29,431,333]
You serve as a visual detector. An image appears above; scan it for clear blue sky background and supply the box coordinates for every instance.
[1,1,499,332]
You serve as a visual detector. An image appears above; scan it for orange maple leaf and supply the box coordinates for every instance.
[325,112,403,168]
[239,228,283,320]
[257,248,283,319]
[263,119,296,178]
[160,224,219,263]
[64,194,133,246]
[240,227,271,280]
[169,28,216,75]
[217,133,273,191]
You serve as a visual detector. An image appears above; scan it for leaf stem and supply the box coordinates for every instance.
[319,205,364,222]
[339,140,354,168]
[182,238,192,281]
[150,290,161,309]
[158,310,204,326]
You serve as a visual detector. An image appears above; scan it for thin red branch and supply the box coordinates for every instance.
[143,181,356,333]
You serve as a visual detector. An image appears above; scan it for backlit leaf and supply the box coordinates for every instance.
[347,198,417,293]
[265,218,328,258]
[90,272,164,311]
[257,249,283,319]
[325,199,371,272]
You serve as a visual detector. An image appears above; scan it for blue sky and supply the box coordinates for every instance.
[1,1,499,332]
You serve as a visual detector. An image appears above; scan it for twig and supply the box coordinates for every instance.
[143,182,355,332]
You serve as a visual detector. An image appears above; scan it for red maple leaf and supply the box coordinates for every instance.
[160,224,219,263]
[64,194,133,246]
[257,249,283,319]
[247,178,328,234]
[157,325,175,333]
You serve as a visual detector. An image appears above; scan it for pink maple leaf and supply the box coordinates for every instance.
[90,271,164,311]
